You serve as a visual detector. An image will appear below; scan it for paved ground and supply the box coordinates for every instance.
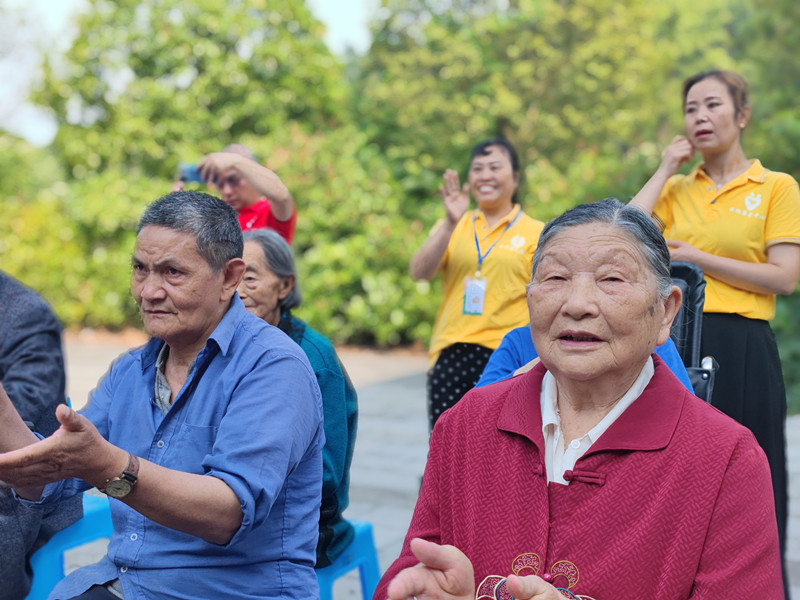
[62,331,799,599]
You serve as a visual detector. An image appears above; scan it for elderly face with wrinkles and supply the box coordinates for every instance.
[527,221,680,393]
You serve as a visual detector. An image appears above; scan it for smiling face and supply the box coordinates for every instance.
[684,76,749,156]
[527,222,679,392]
[131,226,238,353]
[238,240,294,326]
[467,145,519,213]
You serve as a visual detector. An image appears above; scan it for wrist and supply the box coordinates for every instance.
[95,448,133,489]
[101,452,140,498]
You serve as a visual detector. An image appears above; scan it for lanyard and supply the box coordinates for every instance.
[472,208,521,276]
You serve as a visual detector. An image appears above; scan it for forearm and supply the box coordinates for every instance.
[409,222,456,280]
[0,384,41,453]
[691,247,800,296]
[239,161,294,221]
[118,458,242,545]
[0,384,47,499]
[630,164,674,215]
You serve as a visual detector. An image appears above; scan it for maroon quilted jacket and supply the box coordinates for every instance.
[375,358,782,599]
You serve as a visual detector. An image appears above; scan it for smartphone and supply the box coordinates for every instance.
[178,163,205,183]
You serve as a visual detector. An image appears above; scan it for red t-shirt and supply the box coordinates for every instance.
[238,199,296,243]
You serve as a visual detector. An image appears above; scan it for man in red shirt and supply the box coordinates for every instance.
[198,144,297,242]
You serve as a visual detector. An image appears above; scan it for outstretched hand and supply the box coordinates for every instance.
[387,538,476,600]
[439,169,470,225]
[0,403,125,495]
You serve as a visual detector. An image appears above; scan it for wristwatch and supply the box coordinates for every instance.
[102,453,140,498]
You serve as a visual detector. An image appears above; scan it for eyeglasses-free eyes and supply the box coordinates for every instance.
[217,174,242,189]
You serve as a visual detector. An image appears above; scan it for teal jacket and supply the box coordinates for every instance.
[278,311,358,567]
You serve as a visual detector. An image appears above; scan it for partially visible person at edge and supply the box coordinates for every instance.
[0,191,323,600]
[476,323,695,392]
[630,69,800,595]
[409,138,545,431]
[0,270,82,600]
[178,143,297,240]
[239,228,357,568]
[376,199,782,600]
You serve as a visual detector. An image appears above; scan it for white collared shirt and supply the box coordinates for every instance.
[540,357,655,484]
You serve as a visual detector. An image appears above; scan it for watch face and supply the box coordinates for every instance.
[105,478,133,498]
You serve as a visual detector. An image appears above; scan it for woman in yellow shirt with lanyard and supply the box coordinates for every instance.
[410,138,544,431]
[631,70,800,595]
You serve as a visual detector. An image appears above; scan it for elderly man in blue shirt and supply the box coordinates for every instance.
[0,191,324,600]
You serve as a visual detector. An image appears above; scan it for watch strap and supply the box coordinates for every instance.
[102,452,140,493]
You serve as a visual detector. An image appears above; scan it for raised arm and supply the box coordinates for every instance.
[409,169,469,281]
[629,136,694,214]
[199,152,295,221]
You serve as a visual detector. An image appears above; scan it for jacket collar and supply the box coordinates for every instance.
[496,355,684,455]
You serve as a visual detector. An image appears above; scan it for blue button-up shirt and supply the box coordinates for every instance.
[32,297,324,600]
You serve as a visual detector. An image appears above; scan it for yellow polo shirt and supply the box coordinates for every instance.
[654,160,800,320]
[428,205,545,365]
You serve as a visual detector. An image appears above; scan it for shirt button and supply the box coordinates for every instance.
[570,439,581,449]
[120,566,128,573]
[130,533,138,541]
[156,440,165,448]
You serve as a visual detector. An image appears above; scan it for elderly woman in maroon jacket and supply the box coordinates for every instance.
[375,199,782,600]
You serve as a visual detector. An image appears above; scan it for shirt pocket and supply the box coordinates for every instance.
[164,423,219,473]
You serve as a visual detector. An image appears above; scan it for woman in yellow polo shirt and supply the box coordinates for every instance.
[410,138,544,431]
[631,69,800,591]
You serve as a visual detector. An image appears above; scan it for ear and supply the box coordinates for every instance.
[277,275,296,301]
[738,105,752,129]
[656,285,682,346]
[220,258,246,301]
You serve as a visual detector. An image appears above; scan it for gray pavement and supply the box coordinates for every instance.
[62,332,799,599]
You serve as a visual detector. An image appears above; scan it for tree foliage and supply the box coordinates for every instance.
[34,0,345,180]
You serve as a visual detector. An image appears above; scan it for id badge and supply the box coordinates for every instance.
[463,275,487,315]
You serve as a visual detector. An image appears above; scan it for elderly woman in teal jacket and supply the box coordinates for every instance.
[239,229,358,567]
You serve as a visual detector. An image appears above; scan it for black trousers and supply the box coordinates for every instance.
[426,342,494,431]
[67,586,118,599]
[701,313,789,598]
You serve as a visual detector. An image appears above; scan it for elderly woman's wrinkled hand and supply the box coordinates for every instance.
[387,538,475,600]
[504,574,569,600]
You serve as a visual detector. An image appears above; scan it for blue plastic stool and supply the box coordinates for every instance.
[26,494,113,600]
[316,520,381,600]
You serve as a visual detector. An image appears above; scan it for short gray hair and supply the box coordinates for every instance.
[530,198,673,299]
[137,191,243,271]
[242,229,302,311]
